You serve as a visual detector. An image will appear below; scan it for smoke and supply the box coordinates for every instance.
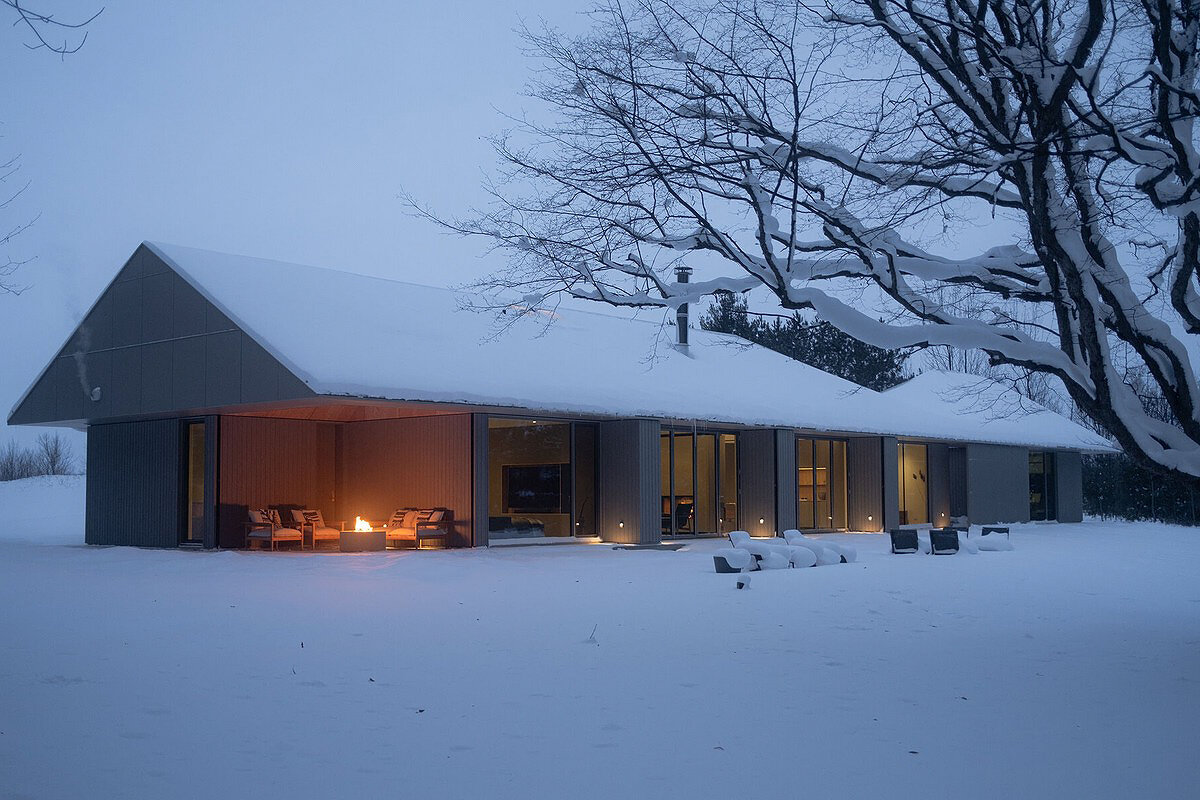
[71,324,99,402]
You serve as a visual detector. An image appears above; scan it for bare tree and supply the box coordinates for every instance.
[0,1,103,294]
[421,0,1200,485]
[34,431,74,475]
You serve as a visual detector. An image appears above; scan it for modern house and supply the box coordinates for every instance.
[8,242,1113,549]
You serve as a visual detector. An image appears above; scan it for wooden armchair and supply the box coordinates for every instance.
[385,508,451,549]
[246,508,304,551]
[290,509,341,550]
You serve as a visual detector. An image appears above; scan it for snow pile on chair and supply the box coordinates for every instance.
[716,530,851,572]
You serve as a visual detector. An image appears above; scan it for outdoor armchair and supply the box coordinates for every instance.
[246,508,304,551]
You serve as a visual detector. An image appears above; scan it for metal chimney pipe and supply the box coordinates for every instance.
[675,266,693,346]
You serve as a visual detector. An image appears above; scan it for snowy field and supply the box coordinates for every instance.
[2,477,1198,799]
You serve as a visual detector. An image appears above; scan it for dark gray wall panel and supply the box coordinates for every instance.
[738,429,778,537]
[139,342,174,413]
[85,419,181,548]
[172,277,208,338]
[472,414,490,547]
[949,447,968,519]
[882,436,899,530]
[967,444,1031,524]
[141,270,176,342]
[848,436,883,531]
[109,346,141,417]
[598,419,660,544]
[928,443,951,527]
[1055,451,1083,523]
[109,278,143,348]
[774,429,797,532]
[9,244,314,426]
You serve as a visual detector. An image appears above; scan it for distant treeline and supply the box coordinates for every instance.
[0,432,77,481]
[1084,454,1199,527]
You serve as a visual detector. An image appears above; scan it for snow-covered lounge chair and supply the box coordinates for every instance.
[889,528,920,554]
[290,509,340,550]
[713,548,755,573]
[779,544,818,568]
[247,508,304,551]
[781,529,856,564]
[981,526,1010,538]
[930,528,961,555]
[728,530,792,567]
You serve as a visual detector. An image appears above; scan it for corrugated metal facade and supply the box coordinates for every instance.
[927,443,951,527]
[847,436,883,532]
[85,419,182,547]
[773,429,797,532]
[471,414,490,547]
[967,443,1032,524]
[738,429,779,536]
[881,436,900,530]
[598,419,660,544]
[949,447,968,518]
[1055,451,1084,523]
[341,415,475,547]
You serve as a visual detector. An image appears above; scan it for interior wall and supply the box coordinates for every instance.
[341,414,474,547]
[217,416,337,548]
[928,443,951,527]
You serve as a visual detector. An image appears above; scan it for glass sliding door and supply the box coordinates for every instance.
[181,420,207,546]
[1030,451,1057,521]
[897,443,930,525]
[573,423,599,536]
[718,433,739,533]
[661,428,737,536]
[796,437,849,530]
[488,418,572,539]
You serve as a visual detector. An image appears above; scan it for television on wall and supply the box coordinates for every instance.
[503,463,570,514]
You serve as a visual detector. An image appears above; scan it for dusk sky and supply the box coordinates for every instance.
[0,1,591,443]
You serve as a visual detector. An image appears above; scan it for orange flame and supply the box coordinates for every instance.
[354,516,372,532]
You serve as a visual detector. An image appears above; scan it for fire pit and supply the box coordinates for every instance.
[340,516,386,552]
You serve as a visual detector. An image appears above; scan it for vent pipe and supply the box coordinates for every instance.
[675,266,693,346]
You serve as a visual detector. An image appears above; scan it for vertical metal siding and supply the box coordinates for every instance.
[881,436,900,530]
[847,437,883,531]
[949,447,968,518]
[340,415,475,547]
[85,419,181,547]
[774,429,797,532]
[472,414,490,547]
[598,419,660,544]
[927,443,951,527]
[966,444,1032,524]
[738,429,778,536]
[1054,451,1084,523]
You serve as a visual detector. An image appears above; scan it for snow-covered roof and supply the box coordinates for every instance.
[146,242,1114,452]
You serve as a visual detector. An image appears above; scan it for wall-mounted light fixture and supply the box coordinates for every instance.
[758,517,765,525]
[618,521,624,528]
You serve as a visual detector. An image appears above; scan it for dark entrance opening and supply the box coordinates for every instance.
[1030,451,1057,520]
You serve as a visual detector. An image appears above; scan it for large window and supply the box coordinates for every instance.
[1030,451,1057,521]
[661,430,738,536]
[181,420,207,546]
[897,443,929,525]
[797,438,848,530]
[487,419,598,539]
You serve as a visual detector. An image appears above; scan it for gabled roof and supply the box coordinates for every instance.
[12,241,1116,452]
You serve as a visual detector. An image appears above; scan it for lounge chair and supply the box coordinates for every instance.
[246,508,304,551]
[290,509,340,550]
[981,526,1010,538]
[713,547,755,573]
[385,508,451,549]
[889,528,920,554]
[781,529,855,564]
[930,528,961,555]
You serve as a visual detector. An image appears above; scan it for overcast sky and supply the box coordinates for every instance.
[0,0,593,444]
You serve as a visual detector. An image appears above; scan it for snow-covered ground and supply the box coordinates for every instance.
[1,477,1198,799]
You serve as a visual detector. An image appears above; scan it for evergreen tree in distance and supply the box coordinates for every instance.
[700,291,909,392]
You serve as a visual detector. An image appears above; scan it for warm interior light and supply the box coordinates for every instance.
[354,515,372,532]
